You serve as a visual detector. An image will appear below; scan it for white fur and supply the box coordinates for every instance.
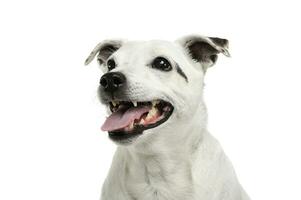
[86,37,250,200]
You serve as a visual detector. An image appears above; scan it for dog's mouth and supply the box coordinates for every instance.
[101,100,174,142]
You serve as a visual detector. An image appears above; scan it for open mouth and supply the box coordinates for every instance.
[101,100,174,142]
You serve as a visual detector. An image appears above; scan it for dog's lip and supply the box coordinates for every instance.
[104,99,174,142]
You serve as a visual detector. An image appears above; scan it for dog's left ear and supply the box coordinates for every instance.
[177,35,230,71]
[84,40,123,66]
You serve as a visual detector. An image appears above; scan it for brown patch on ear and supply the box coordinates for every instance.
[188,41,219,64]
[97,44,120,64]
[177,35,230,72]
[85,40,123,66]
[209,37,229,49]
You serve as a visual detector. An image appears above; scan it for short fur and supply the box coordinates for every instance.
[85,35,250,200]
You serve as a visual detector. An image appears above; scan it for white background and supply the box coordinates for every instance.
[0,0,300,199]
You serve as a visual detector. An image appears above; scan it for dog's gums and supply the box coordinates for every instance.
[101,100,174,142]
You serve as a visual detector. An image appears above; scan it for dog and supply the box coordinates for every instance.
[85,35,250,200]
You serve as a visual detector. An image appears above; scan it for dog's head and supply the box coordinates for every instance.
[85,35,230,145]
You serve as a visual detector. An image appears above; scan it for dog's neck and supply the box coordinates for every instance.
[118,101,208,197]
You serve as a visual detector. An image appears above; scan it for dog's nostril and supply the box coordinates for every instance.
[112,75,123,86]
[100,78,108,88]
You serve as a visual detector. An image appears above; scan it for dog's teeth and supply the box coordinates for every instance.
[111,101,120,107]
[129,121,134,129]
[146,107,157,120]
[133,101,138,107]
[145,115,151,120]
[152,100,160,106]
[112,101,117,107]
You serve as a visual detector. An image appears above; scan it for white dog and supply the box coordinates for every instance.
[85,35,250,200]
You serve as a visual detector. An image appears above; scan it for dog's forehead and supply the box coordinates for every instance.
[115,40,183,61]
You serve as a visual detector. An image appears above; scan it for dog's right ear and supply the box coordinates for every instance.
[84,40,123,66]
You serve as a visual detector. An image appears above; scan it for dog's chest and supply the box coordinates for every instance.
[121,156,194,200]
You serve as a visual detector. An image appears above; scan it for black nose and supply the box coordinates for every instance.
[100,72,126,93]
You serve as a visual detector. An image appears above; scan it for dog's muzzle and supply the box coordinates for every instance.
[98,72,174,144]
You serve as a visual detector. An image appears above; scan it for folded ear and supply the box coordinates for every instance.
[177,35,230,71]
[84,40,123,65]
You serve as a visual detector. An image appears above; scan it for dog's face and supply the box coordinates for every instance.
[85,35,230,145]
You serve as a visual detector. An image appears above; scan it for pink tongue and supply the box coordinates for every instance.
[101,106,151,131]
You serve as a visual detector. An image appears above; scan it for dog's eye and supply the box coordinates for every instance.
[151,57,172,71]
[107,59,116,71]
